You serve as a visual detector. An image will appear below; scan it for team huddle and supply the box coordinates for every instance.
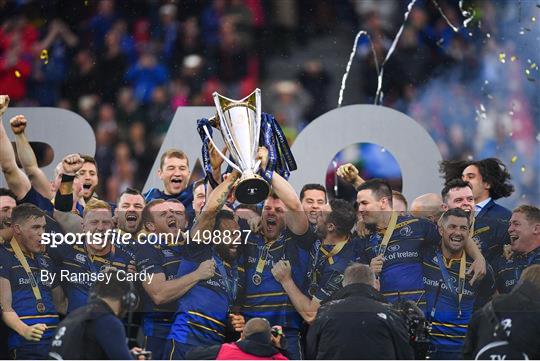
[1,95,539,360]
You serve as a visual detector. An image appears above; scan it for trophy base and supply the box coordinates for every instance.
[235,175,270,204]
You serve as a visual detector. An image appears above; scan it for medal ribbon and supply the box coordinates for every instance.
[213,254,238,302]
[254,240,276,280]
[377,211,398,257]
[319,239,348,265]
[435,250,466,318]
[10,238,44,311]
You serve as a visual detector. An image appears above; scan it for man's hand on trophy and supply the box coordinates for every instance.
[256,146,269,171]
[0,95,10,117]
[209,142,228,171]
[9,114,27,135]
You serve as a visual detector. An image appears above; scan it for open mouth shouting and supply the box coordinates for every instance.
[125,212,138,225]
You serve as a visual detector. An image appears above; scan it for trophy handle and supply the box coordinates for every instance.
[202,125,243,173]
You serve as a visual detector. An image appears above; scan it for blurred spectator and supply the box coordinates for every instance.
[63,49,100,107]
[297,60,331,122]
[125,52,168,104]
[88,0,118,51]
[98,27,128,102]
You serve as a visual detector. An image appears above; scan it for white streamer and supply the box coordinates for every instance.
[337,31,379,107]
[374,0,418,105]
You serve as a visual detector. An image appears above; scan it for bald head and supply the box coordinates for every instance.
[242,318,272,342]
[411,193,443,222]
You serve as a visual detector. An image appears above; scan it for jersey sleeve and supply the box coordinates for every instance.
[422,219,441,247]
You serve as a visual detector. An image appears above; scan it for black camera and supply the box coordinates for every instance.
[394,299,432,360]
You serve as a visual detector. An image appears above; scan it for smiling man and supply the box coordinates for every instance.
[144,149,195,220]
[300,183,327,226]
[492,205,540,294]
[441,179,510,263]
[422,208,495,360]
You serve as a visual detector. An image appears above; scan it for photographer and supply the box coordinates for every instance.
[187,318,288,360]
[306,263,414,359]
[48,269,146,360]
[463,265,540,360]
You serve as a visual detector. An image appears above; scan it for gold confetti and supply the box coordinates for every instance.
[525,69,531,75]
[499,52,506,63]
[511,156,518,164]
[532,16,537,22]
[40,49,49,64]
[511,55,517,62]
[531,63,537,69]
[520,166,526,172]
[14,70,21,78]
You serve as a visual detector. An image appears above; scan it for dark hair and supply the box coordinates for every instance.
[92,269,136,303]
[356,179,393,208]
[439,208,470,227]
[439,158,514,200]
[11,203,45,225]
[326,199,356,236]
[513,205,540,224]
[392,190,408,209]
[0,188,16,200]
[214,210,236,231]
[300,184,327,202]
[441,179,472,203]
[119,187,143,198]
[192,179,205,192]
[80,154,97,167]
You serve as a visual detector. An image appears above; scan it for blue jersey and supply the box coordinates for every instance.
[492,246,540,294]
[0,243,59,351]
[357,215,440,307]
[19,187,54,216]
[307,238,361,302]
[471,216,509,263]
[48,243,134,313]
[241,228,315,331]
[422,247,495,352]
[144,185,194,217]
[169,244,245,347]
[135,240,183,339]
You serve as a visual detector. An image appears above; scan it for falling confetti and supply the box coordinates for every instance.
[499,52,506,63]
[486,33,491,38]
[511,156,518,164]
[520,166,526,172]
[531,63,538,69]
[14,70,21,78]
[511,55,517,62]
[40,49,49,64]
[532,16,537,22]
[509,111,514,116]
[487,94,494,99]
[84,0,88,5]
[536,133,540,142]
[519,29,525,35]
[480,104,486,112]
[381,148,387,152]
[525,69,531,75]
[509,132,514,136]
[436,38,444,47]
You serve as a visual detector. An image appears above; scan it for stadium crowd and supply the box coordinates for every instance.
[1,0,538,206]
[1,0,539,360]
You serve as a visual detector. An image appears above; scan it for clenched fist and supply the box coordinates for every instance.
[10,114,27,135]
[0,95,9,117]
[195,259,215,281]
[62,154,84,176]
[336,163,359,184]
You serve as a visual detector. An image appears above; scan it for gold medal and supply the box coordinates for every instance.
[36,302,46,313]
[252,273,262,286]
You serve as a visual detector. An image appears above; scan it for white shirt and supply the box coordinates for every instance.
[475,197,491,213]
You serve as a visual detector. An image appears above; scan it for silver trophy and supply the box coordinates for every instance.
[202,88,270,204]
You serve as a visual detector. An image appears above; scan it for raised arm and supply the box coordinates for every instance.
[0,96,31,200]
[191,171,240,234]
[271,172,308,235]
[10,115,54,199]
[336,163,365,189]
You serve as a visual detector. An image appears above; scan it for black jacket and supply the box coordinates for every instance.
[463,281,540,359]
[306,283,414,360]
